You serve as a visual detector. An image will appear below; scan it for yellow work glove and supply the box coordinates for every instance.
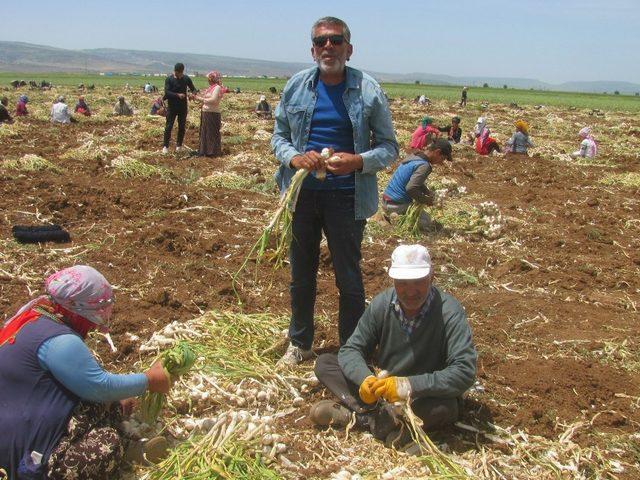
[358,375,379,404]
[372,376,411,403]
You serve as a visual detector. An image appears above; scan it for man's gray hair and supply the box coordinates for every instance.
[311,16,351,43]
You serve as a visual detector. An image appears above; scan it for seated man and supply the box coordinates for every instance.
[0,96,14,124]
[255,95,271,119]
[113,96,134,116]
[51,96,74,124]
[382,139,452,230]
[311,244,477,447]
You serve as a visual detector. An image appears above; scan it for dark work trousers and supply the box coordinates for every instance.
[314,353,460,435]
[289,189,366,350]
[163,107,187,147]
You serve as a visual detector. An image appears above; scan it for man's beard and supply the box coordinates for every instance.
[316,57,346,76]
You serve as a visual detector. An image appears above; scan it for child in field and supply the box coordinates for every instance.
[438,116,462,143]
[505,120,533,154]
[255,95,271,119]
[382,138,453,230]
[570,127,597,158]
[409,116,441,150]
[15,95,29,116]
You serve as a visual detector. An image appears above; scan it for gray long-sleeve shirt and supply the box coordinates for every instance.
[338,287,477,399]
[506,131,533,153]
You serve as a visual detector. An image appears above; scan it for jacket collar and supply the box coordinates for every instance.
[306,66,359,90]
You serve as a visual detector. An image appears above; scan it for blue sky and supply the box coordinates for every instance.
[3,0,639,84]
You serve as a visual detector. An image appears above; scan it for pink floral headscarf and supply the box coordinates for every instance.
[205,71,225,98]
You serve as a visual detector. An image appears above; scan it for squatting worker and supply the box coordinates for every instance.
[162,62,197,154]
[272,16,399,366]
[311,245,477,448]
[0,266,172,480]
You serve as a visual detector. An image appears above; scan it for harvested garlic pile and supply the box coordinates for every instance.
[434,177,467,207]
[139,320,194,352]
[477,201,505,239]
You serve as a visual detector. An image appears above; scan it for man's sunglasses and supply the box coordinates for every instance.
[312,34,346,48]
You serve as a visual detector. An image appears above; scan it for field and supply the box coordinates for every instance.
[1,76,640,479]
[3,72,640,111]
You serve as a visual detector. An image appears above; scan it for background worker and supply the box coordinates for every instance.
[162,62,197,154]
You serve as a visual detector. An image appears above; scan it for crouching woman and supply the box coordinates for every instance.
[0,266,171,480]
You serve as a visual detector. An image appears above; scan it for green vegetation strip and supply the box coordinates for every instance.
[601,172,640,188]
[190,311,289,380]
[1,154,62,173]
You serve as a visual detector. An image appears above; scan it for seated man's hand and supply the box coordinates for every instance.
[358,375,378,404]
[372,376,411,403]
[326,152,363,175]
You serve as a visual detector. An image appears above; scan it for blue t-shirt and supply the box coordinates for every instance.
[303,79,355,190]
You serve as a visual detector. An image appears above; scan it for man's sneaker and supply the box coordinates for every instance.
[161,146,169,155]
[309,400,353,427]
[175,146,183,152]
[276,343,314,367]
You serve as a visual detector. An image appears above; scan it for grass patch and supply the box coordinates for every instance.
[225,134,249,145]
[110,155,172,180]
[198,171,255,190]
[1,154,62,173]
[601,172,640,188]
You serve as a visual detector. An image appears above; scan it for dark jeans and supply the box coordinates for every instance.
[163,107,187,147]
[315,353,460,437]
[289,189,366,350]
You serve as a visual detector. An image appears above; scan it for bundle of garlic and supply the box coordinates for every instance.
[476,201,505,240]
[433,177,467,208]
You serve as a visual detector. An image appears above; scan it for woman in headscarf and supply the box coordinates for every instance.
[74,96,91,116]
[255,95,271,119]
[15,95,29,116]
[571,127,597,158]
[150,96,167,117]
[193,70,225,157]
[505,119,534,154]
[0,266,172,480]
[472,117,500,155]
[409,116,441,150]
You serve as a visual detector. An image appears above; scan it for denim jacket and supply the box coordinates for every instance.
[271,66,398,220]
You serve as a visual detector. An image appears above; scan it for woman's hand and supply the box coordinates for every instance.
[144,360,171,394]
[120,397,137,416]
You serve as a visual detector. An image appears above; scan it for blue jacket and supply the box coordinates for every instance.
[271,66,398,220]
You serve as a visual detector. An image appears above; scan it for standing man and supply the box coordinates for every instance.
[162,63,197,154]
[459,86,468,107]
[272,16,398,365]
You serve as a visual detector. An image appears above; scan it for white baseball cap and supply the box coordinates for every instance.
[388,245,432,280]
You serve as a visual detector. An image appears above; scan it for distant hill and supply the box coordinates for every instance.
[1,41,639,94]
